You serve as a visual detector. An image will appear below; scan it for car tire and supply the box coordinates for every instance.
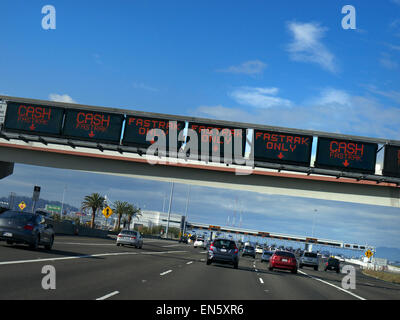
[206,259,212,265]
[6,240,14,245]
[44,236,54,251]
[268,265,273,271]
[314,266,318,271]
[292,268,298,274]
[336,268,340,273]
[324,268,327,271]
[299,264,303,269]
[29,235,40,250]
[233,263,238,269]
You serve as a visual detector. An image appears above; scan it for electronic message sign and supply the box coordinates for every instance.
[254,130,312,166]
[315,137,377,174]
[186,122,246,162]
[3,101,64,136]
[62,109,124,143]
[122,115,185,149]
[382,145,400,178]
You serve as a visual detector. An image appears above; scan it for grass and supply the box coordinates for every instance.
[362,269,400,284]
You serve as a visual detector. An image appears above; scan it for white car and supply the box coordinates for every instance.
[194,238,205,248]
[255,246,263,254]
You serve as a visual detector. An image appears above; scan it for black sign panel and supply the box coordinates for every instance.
[315,137,377,174]
[187,122,246,162]
[4,101,64,136]
[383,145,400,177]
[62,109,124,143]
[254,130,312,166]
[122,115,185,149]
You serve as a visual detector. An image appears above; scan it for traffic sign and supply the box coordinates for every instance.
[383,145,400,177]
[365,249,373,259]
[18,201,26,211]
[315,137,377,174]
[102,206,113,218]
[254,130,313,166]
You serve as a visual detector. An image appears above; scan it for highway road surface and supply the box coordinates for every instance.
[0,235,398,300]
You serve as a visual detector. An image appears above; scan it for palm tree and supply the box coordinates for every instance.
[112,201,130,231]
[81,193,105,229]
[126,204,142,230]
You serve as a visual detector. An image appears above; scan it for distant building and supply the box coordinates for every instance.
[131,210,182,229]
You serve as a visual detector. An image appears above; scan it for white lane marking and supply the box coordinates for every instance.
[200,258,205,262]
[162,244,183,248]
[259,278,264,284]
[96,291,119,300]
[141,250,187,255]
[55,242,116,246]
[187,261,193,265]
[298,270,366,300]
[0,252,139,266]
[160,270,172,276]
[0,250,187,266]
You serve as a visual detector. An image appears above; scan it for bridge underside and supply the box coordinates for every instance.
[0,161,14,180]
[0,139,399,208]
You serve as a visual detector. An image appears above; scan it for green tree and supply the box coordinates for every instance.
[112,200,130,231]
[81,193,105,229]
[126,204,142,230]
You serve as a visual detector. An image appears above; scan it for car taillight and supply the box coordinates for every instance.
[234,247,238,254]
[24,224,34,231]
[117,235,123,238]
[131,237,136,240]
[326,262,328,266]
[209,244,214,251]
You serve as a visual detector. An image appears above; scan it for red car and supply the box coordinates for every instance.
[268,250,298,274]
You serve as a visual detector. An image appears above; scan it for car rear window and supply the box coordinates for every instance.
[0,211,35,223]
[245,246,254,250]
[328,258,339,264]
[214,240,236,249]
[121,230,136,236]
[304,252,318,258]
[275,251,295,258]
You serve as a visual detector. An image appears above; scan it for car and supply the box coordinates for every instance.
[261,250,274,262]
[194,237,205,248]
[206,238,239,269]
[299,251,319,270]
[255,245,263,254]
[116,230,143,248]
[269,250,297,274]
[0,210,55,250]
[325,258,341,273]
[242,245,256,258]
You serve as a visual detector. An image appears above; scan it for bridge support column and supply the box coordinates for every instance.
[0,161,14,180]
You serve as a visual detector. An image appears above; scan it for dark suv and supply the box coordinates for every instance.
[206,238,239,269]
[325,258,340,273]
[242,245,256,258]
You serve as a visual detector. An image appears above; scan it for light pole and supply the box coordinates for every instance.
[183,185,191,236]
[165,182,174,239]
[311,209,318,238]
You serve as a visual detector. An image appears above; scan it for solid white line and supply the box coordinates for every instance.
[141,250,187,255]
[160,270,172,276]
[0,252,138,266]
[259,278,264,284]
[298,270,366,300]
[55,242,115,246]
[96,291,119,300]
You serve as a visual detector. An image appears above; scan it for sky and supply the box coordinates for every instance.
[0,1,400,250]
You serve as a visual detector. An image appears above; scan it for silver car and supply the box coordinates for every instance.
[299,251,319,270]
[116,230,143,248]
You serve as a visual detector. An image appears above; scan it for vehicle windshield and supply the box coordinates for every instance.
[214,240,236,249]
[0,211,36,223]
[304,252,318,258]
[275,251,295,258]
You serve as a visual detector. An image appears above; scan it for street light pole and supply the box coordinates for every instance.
[165,182,174,239]
[183,185,191,236]
[312,209,318,238]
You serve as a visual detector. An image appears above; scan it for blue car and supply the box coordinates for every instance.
[261,250,274,262]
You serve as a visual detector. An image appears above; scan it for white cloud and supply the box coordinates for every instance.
[194,88,400,140]
[286,21,338,73]
[132,82,159,92]
[379,52,398,70]
[48,94,76,103]
[229,86,292,109]
[217,60,267,75]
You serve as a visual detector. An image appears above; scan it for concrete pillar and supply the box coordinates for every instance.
[0,161,14,180]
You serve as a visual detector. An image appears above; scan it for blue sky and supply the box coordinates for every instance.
[0,1,400,250]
